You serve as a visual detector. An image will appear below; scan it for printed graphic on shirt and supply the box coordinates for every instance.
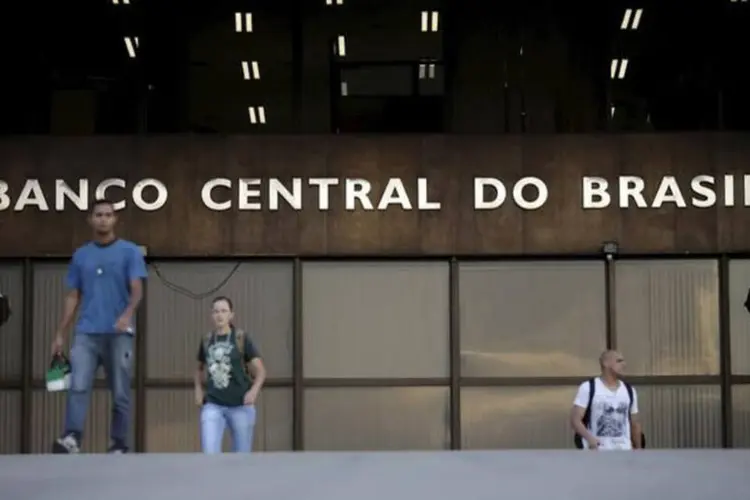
[573,378,637,450]
[594,401,629,438]
[206,341,235,389]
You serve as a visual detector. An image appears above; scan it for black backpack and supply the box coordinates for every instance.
[573,378,646,449]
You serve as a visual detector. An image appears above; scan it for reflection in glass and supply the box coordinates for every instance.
[637,385,721,448]
[461,387,575,449]
[729,260,750,375]
[0,391,21,454]
[303,387,450,451]
[459,262,606,377]
[302,262,449,378]
[731,385,750,448]
[615,260,719,376]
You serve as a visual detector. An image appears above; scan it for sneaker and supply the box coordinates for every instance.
[52,434,80,454]
[107,440,128,454]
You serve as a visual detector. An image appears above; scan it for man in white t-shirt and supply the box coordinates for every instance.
[570,350,643,450]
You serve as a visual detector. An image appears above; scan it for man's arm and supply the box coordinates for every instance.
[56,290,81,337]
[56,255,82,340]
[244,339,267,402]
[122,246,148,320]
[570,406,598,443]
[570,383,598,447]
[194,343,206,405]
[248,358,267,393]
[630,389,643,449]
[122,280,143,320]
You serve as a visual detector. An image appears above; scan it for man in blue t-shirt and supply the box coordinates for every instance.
[51,198,148,454]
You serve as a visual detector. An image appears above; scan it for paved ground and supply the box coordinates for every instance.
[1,450,748,500]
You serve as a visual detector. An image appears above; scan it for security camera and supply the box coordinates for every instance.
[0,294,10,327]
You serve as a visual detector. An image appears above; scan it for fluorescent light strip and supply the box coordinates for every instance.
[620,8,643,30]
[421,11,440,32]
[241,61,260,80]
[419,63,436,79]
[610,58,629,79]
[248,106,267,124]
[124,37,139,58]
[235,12,253,32]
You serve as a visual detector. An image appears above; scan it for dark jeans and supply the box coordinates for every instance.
[63,333,134,445]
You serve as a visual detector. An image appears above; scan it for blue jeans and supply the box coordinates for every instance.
[200,403,256,453]
[64,333,133,445]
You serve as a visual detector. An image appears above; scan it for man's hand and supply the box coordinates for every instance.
[115,314,132,333]
[194,388,204,406]
[51,333,64,355]
[243,388,259,406]
[586,437,600,450]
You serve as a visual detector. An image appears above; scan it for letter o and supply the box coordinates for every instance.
[132,178,168,211]
[95,178,127,211]
[512,177,548,210]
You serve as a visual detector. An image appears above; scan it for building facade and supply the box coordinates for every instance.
[0,134,749,453]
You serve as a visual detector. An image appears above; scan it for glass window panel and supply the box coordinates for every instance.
[30,389,136,453]
[0,263,23,380]
[459,262,606,377]
[303,387,450,451]
[146,262,293,379]
[732,385,750,448]
[729,260,750,375]
[636,385,722,448]
[615,260,719,376]
[144,388,292,452]
[302,262,449,378]
[0,391,21,454]
[461,387,575,449]
[32,263,139,380]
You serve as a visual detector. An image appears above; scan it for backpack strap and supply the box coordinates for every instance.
[624,381,634,418]
[234,328,245,358]
[234,328,249,374]
[583,377,596,428]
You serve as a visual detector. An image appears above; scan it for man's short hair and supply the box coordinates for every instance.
[599,350,615,368]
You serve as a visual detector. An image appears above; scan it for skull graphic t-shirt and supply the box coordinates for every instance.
[197,329,260,407]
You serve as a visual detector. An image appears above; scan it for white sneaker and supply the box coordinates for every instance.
[52,434,80,454]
